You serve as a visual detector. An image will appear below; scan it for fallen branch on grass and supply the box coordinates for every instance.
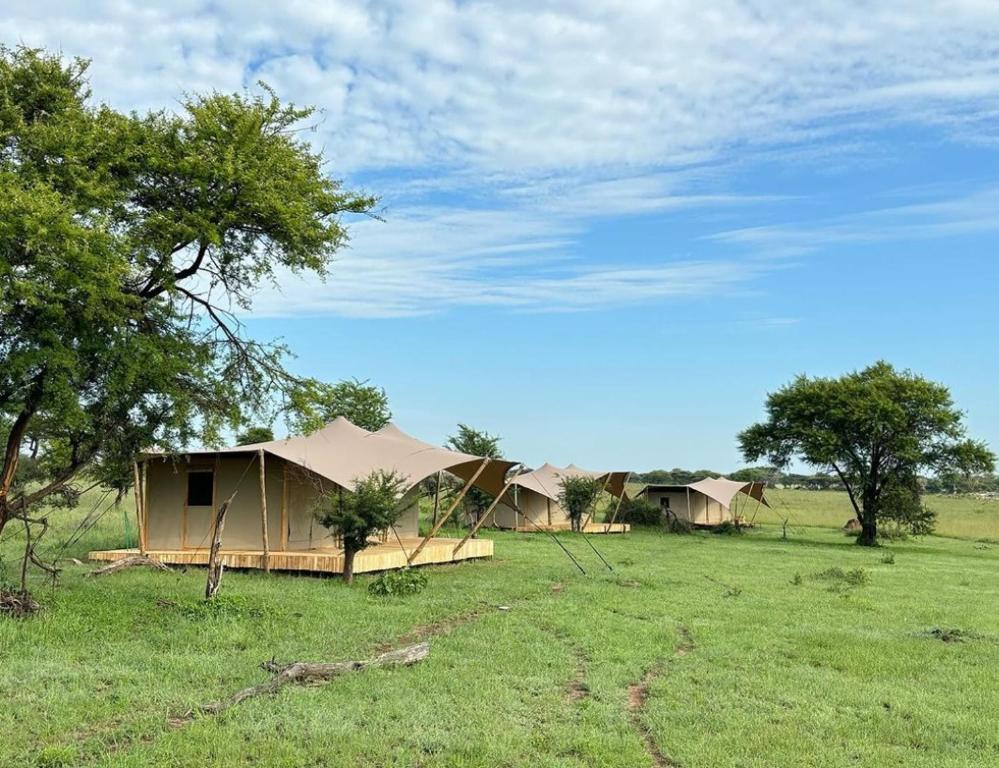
[86,555,172,577]
[193,642,431,717]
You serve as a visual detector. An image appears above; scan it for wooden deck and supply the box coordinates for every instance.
[510,522,631,534]
[89,537,493,575]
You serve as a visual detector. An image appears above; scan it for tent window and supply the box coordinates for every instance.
[187,470,214,507]
[660,496,671,509]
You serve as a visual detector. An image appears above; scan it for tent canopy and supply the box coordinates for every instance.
[510,463,630,502]
[143,417,518,497]
[681,477,770,509]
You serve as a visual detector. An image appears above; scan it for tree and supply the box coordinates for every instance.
[445,424,503,525]
[558,476,604,533]
[739,362,994,546]
[315,471,405,583]
[0,47,376,557]
[286,378,391,434]
[236,426,275,445]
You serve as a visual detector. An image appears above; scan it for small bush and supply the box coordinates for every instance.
[881,552,895,565]
[35,746,77,768]
[712,520,744,536]
[791,572,803,586]
[178,594,264,620]
[614,497,663,527]
[368,568,428,597]
[811,567,868,586]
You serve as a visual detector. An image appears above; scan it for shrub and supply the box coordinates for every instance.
[614,497,663,527]
[35,746,77,768]
[712,520,744,536]
[811,567,868,586]
[178,594,264,620]
[368,568,428,597]
[881,552,895,565]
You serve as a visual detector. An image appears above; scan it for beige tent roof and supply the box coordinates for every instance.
[511,463,630,502]
[686,477,770,509]
[151,417,518,497]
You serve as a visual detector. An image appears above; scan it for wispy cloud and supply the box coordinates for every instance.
[8,2,999,317]
[708,185,999,256]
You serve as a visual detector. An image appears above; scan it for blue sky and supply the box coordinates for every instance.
[7,1,999,470]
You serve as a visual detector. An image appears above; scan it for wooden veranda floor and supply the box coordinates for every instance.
[89,537,493,575]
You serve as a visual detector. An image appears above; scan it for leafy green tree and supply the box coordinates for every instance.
[446,424,502,525]
[315,470,405,583]
[286,378,391,434]
[236,426,275,445]
[879,472,936,538]
[739,362,994,546]
[558,476,604,532]
[0,46,376,550]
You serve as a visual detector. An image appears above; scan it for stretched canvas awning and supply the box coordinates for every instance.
[144,417,518,497]
[685,477,770,509]
[510,463,630,501]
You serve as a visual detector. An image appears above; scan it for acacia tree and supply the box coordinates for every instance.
[315,470,405,583]
[286,378,391,434]
[445,424,502,525]
[739,362,994,546]
[236,426,275,445]
[558,476,603,533]
[0,47,376,557]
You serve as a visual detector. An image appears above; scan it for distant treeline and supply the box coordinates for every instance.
[631,467,999,494]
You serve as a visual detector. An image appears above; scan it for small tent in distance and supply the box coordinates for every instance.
[636,477,769,526]
[491,463,631,534]
[90,418,519,575]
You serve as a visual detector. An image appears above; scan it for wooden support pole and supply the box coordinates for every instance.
[685,486,692,525]
[453,469,521,555]
[132,460,145,556]
[581,474,612,530]
[605,472,630,532]
[258,449,270,573]
[431,471,442,527]
[408,459,489,565]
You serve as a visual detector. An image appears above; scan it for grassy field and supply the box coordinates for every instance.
[2,491,999,767]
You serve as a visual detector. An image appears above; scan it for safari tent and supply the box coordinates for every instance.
[637,477,769,526]
[491,463,632,533]
[90,418,519,575]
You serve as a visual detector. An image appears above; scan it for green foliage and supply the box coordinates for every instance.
[557,475,603,532]
[34,745,77,768]
[286,378,391,434]
[368,567,428,597]
[811,567,868,586]
[446,424,503,521]
[739,361,995,546]
[236,426,275,445]
[712,520,744,536]
[176,593,265,620]
[881,552,895,565]
[880,473,936,537]
[315,470,405,581]
[0,45,376,547]
[614,496,663,527]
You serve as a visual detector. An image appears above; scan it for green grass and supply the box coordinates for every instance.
[1,492,999,767]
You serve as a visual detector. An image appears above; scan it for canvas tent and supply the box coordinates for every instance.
[492,463,632,533]
[90,417,520,575]
[637,477,769,526]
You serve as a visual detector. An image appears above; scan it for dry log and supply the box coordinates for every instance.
[87,555,172,577]
[196,642,430,717]
[205,492,236,600]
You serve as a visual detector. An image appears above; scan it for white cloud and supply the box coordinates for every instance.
[6,1,999,316]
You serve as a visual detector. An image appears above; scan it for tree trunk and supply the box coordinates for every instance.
[857,489,878,546]
[343,544,356,584]
[857,515,878,546]
[205,493,236,600]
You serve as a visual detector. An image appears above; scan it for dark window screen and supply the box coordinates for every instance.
[187,471,214,506]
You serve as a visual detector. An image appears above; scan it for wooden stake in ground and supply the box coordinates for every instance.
[258,449,270,573]
[194,642,430,717]
[205,490,238,600]
[132,460,145,556]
